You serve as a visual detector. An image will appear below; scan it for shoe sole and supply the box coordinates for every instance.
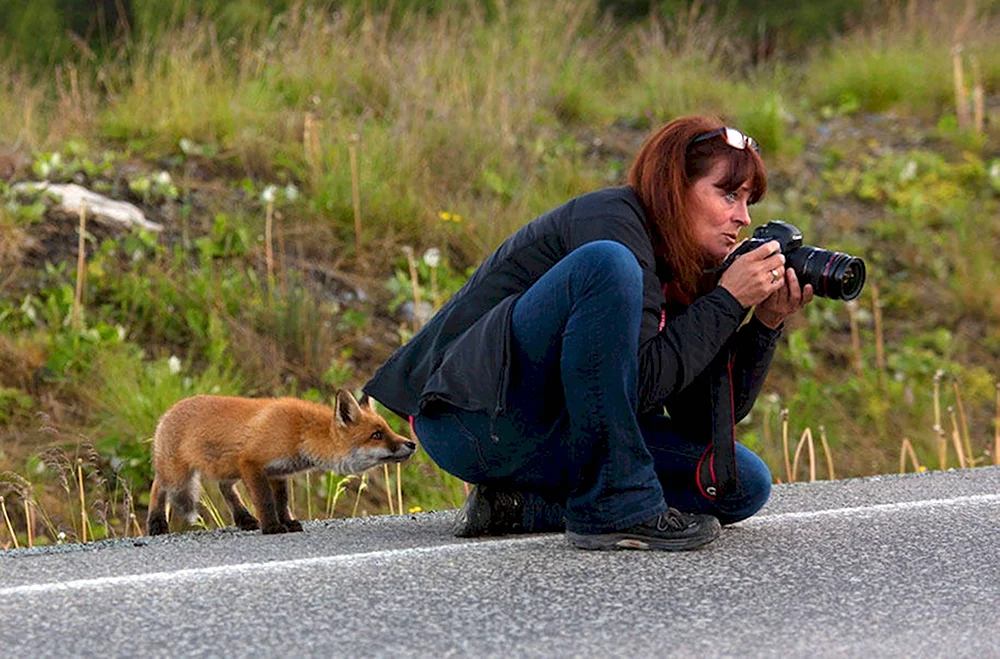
[566,520,721,551]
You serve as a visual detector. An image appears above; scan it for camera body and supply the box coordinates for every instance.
[730,220,803,259]
[722,220,866,301]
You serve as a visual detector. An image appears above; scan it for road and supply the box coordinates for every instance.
[1,467,998,657]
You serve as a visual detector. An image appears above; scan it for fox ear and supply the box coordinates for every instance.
[358,393,374,411]
[334,389,364,427]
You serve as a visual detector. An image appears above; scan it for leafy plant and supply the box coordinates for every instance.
[128,171,180,204]
[0,388,33,423]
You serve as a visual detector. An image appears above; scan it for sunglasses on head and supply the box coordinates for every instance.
[690,127,760,153]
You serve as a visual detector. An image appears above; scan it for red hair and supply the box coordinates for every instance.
[628,116,767,305]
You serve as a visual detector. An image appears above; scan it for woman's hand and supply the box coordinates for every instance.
[754,267,814,329]
[718,241,788,309]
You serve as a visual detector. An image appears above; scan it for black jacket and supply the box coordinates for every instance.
[364,187,782,496]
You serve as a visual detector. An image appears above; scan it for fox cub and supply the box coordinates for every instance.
[146,390,415,536]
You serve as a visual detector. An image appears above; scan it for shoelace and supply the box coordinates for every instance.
[654,508,694,532]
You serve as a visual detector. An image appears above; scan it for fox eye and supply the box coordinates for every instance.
[370,431,383,441]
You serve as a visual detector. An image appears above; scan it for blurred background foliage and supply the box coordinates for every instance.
[8,0,998,64]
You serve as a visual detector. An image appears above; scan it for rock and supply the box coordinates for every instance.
[11,182,163,233]
[399,300,435,326]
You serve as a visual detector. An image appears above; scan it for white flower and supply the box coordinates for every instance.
[261,185,278,203]
[989,161,1000,180]
[37,162,51,178]
[168,356,182,374]
[423,247,441,268]
[284,184,299,201]
[155,171,172,185]
[116,325,127,341]
[179,138,196,155]
[20,298,37,323]
[50,153,62,166]
[899,160,917,182]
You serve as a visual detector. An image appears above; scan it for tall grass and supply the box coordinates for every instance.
[0,70,47,147]
[4,1,993,261]
[79,0,828,256]
[801,5,1000,116]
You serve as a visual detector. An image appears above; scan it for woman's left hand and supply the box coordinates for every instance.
[753,267,814,329]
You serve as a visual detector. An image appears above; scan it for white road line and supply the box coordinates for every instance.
[0,537,549,597]
[746,492,1000,524]
[1,493,997,597]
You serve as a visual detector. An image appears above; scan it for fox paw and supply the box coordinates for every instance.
[146,515,169,536]
[261,523,289,535]
[283,520,304,533]
[235,516,259,532]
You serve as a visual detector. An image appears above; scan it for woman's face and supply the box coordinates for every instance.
[687,158,753,263]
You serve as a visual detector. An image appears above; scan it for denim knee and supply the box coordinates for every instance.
[568,240,642,306]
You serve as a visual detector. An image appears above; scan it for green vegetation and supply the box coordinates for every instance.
[0,0,997,548]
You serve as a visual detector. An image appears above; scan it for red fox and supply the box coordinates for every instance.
[146,390,416,535]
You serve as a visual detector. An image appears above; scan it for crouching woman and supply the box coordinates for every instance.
[364,116,812,551]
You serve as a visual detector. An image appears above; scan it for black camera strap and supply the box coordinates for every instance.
[695,342,740,501]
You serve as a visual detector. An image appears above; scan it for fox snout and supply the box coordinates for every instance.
[348,436,416,474]
[387,439,417,462]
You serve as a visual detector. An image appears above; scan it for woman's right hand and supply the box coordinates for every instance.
[718,241,787,308]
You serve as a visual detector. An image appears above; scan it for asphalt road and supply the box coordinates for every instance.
[1,467,998,658]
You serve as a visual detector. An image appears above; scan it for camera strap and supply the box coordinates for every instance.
[695,343,740,501]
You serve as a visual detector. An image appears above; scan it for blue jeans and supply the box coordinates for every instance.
[413,241,771,533]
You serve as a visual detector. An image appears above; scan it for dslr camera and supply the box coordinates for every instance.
[720,221,866,301]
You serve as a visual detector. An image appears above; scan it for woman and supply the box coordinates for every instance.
[364,116,813,551]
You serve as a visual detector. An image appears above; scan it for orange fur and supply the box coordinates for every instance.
[146,390,414,536]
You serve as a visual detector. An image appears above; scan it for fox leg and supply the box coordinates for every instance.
[270,478,303,533]
[219,480,259,531]
[239,463,286,534]
[171,473,200,526]
[146,477,170,536]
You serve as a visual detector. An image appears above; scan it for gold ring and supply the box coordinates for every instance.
[771,268,781,282]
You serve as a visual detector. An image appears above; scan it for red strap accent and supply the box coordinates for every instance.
[696,445,716,501]
[659,282,669,331]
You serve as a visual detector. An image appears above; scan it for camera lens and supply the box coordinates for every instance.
[786,247,866,301]
[831,254,866,301]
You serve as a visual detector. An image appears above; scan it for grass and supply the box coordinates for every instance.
[0,0,997,548]
[800,4,1000,117]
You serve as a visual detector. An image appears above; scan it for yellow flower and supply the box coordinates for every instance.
[408,506,423,514]
[918,465,927,472]
[438,211,463,223]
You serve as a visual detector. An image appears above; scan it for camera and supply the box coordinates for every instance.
[719,221,866,301]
